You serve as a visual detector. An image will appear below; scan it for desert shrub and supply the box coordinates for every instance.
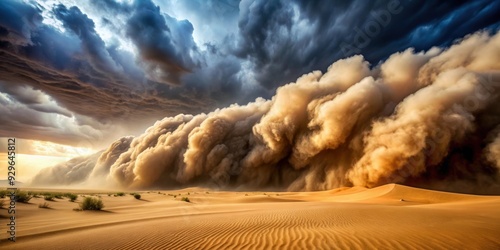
[134,194,141,200]
[54,194,63,199]
[38,202,50,208]
[44,195,54,201]
[181,197,190,202]
[15,190,32,203]
[116,192,125,196]
[206,192,209,194]
[0,200,4,208]
[187,192,190,195]
[67,194,78,202]
[173,195,177,198]
[80,197,104,211]
[0,190,6,198]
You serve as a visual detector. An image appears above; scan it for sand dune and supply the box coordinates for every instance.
[1,184,499,249]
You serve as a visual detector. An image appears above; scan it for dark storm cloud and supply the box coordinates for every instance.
[90,0,132,15]
[0,0,41,46]
[53,4,121,74]
[354,0,500,61]
[233,0,500,90]
[234,0,373,89]
[1,0,499,148]
[182,48,244,105]
[125,0,199,85]
[88,0,248,105]
[0,0,214,145]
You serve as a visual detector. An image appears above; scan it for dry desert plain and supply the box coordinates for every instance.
[1,184,500,249]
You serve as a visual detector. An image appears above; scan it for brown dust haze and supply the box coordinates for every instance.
[33,31,500,194]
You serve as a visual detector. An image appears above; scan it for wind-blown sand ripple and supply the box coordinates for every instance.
[2,184,500,249]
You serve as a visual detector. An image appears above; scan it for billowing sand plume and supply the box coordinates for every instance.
[32,30,500,193]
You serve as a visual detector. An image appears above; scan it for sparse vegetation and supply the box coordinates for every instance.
[44,195,55,201]
[134,194,141,200]
[0,190,7,198]
[173,195,177,198]
[66,193,78,202]
[80,197,104,211]
[206,192,209,194]
[181,197,190,202]
[38,202,50,208]
[245,194,248,196]
[108,194,112,196]
[116,192,125,196]
[187,192,190,195]
[15,190,32,203]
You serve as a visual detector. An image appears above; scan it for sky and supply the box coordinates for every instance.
[1,0,500,182]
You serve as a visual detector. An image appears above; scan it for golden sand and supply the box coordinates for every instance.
[1,184,499,249]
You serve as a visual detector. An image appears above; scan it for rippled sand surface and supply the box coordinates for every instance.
[2,184,500,249]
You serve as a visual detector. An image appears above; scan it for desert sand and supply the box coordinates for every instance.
[1,184,499,249]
